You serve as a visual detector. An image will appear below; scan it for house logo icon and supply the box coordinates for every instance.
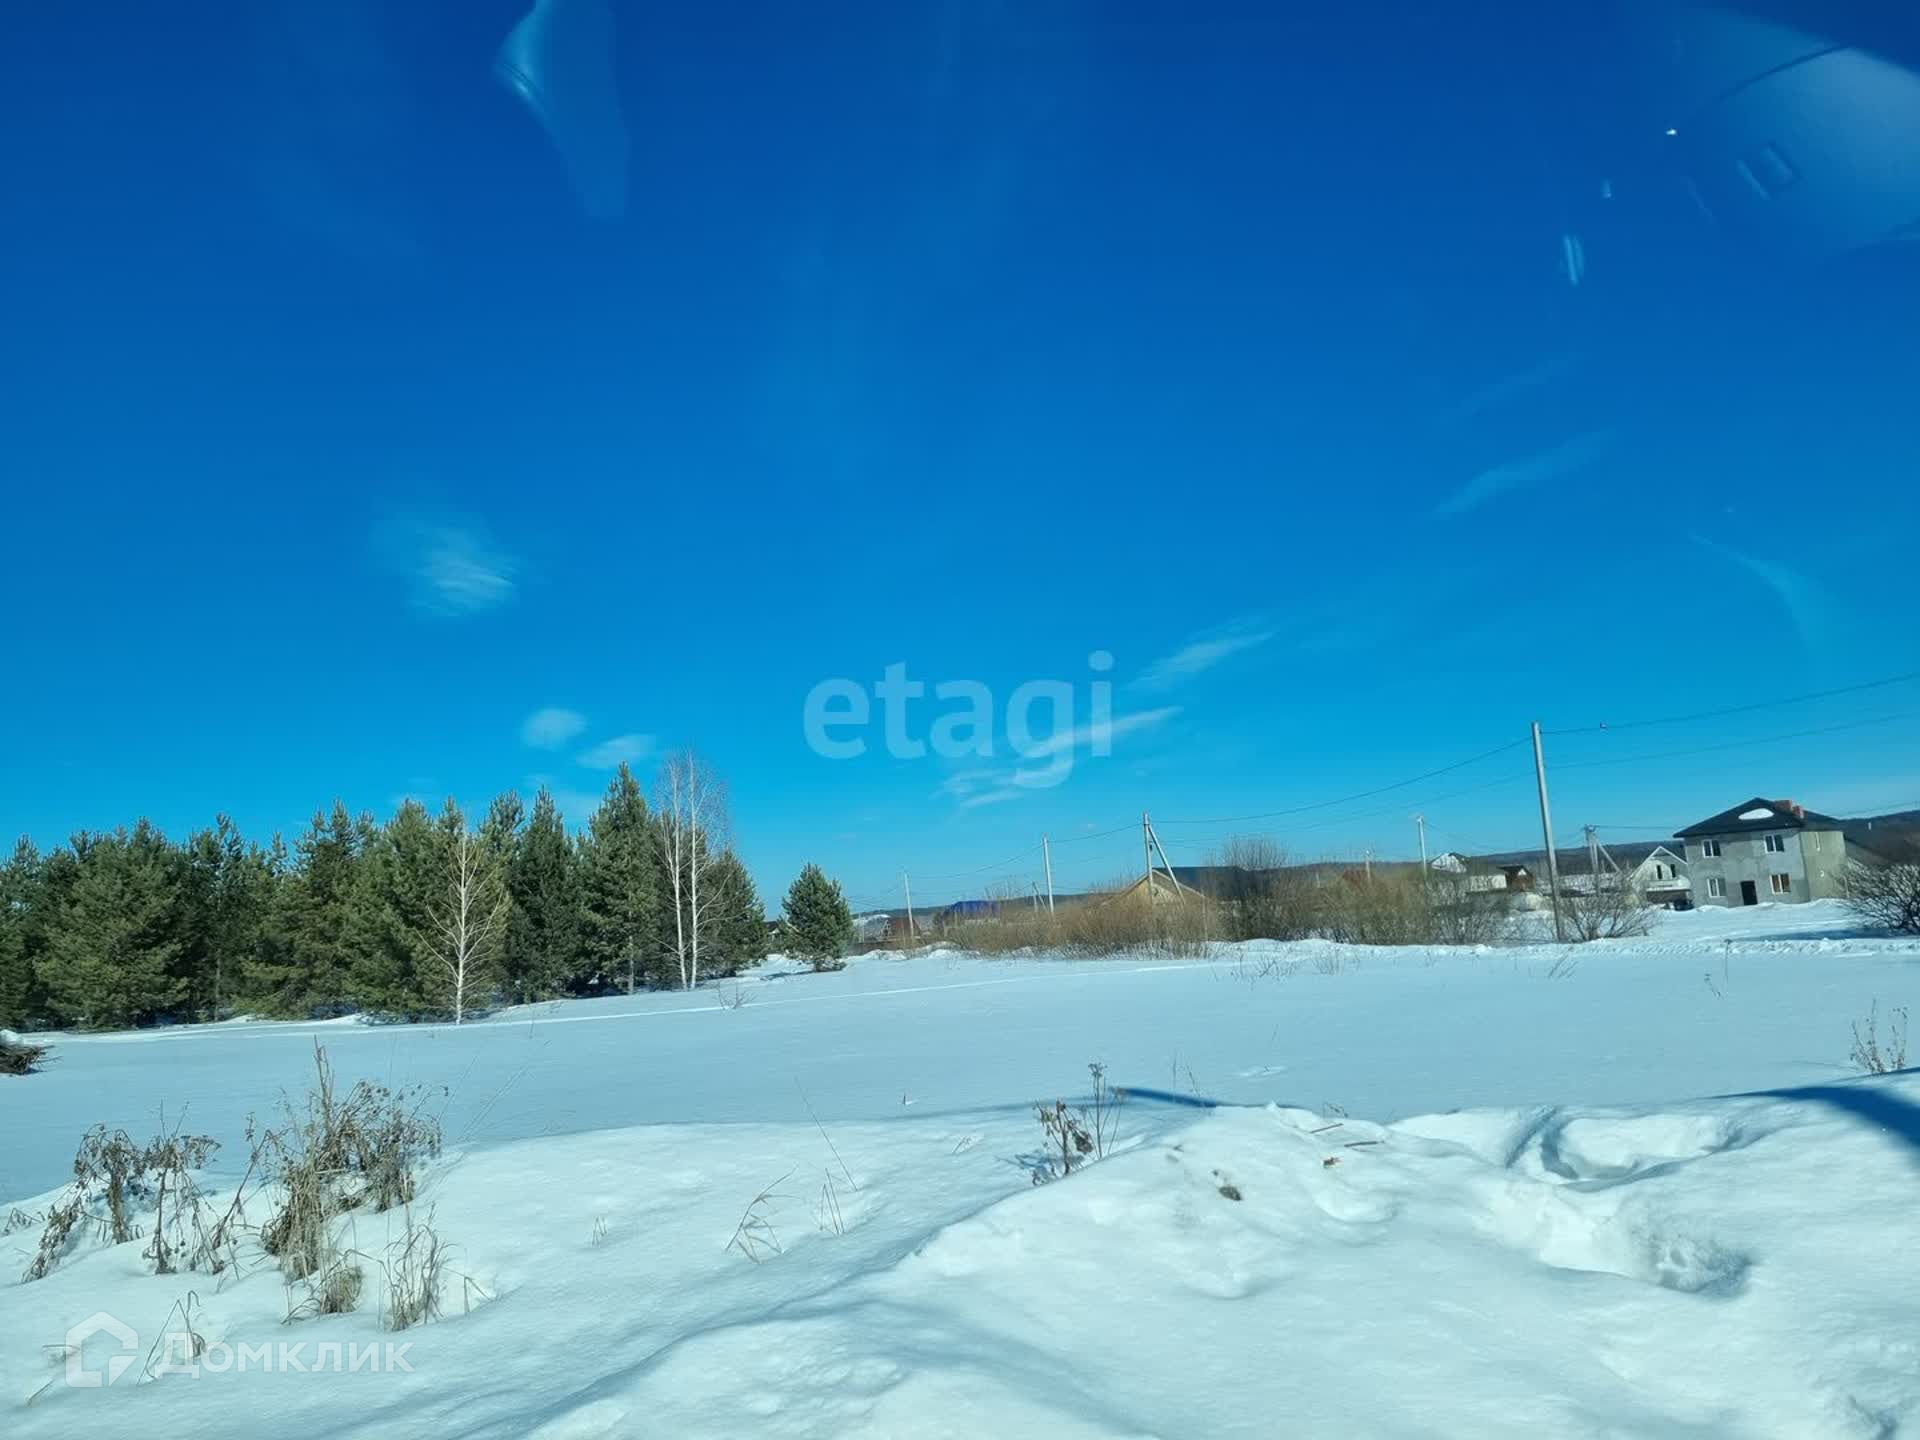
[65,1311,138,1388]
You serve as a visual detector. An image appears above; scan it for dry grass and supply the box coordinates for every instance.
[23,1120,222,1283]
[941,882,1216,959]
[725,1172,793,1263]
[256,1042,444,1283]
[1851,1001,1910,1075]
[380,1208,448,1330]
[1031,1061,1122,1184]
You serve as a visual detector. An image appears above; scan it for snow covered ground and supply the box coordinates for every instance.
[2,900,1916,1436]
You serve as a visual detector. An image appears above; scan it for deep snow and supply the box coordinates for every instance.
[2,900,1916,1436]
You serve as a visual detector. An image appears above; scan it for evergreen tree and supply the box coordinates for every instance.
[579,765,659,993]
[504,788,582,1002]
[0,837,48,1028]
[268,802,362,1016]
[180,815,275,1022]
[782,863,853,971]
[703,851,768,978]
[38,822,188,1028]
[346,799,444,1017]
[243,832,295,1011]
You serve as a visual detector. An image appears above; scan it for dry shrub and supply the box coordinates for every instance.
[1556,879,1654,942]
[24,1122,221,1283]
[1209,838,1320,941]
[940,882,1213,959]
[257,1041,443,1283]
[0,1033,50,1075]
[1031,1062,1121,1184]
[1851,1001,1910,1075]
[1844,846,1920,934]
[1059,887,1212,957]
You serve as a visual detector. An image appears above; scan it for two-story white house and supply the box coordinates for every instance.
[1674,797,1849,907]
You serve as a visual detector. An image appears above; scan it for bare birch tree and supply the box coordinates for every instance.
[428,824,510,1023]
[654,750,731,990]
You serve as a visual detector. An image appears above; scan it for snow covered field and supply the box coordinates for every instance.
[3,900,1917,1436]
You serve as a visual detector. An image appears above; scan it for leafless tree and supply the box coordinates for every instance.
[1842,839,1920,934]
[428,826,509,1023]
[1556,870,1653,942]
[1207,835,1319,941]
[654,750,731,990]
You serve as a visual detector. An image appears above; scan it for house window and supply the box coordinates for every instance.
[1770,873,1791,895]
[1707,877,1727,898]
[1698,839,1723,858]
[1764,833,1786,853]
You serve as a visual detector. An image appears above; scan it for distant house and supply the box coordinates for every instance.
[1559,844,1691,908]
[851,913,893,943]
[1428,853,1527,893]
[1633,846,1691,907]
[1675,797,1848,907]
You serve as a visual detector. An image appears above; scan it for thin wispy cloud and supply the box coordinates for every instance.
[416,528,518,615]
[958,785,1032,810]
[1692,535,1838,652]
[1017,706,1181,763]
[376,512,521,618]
[1443,351,1576,423]
[522,707,587,749]
[1436,427,1615,516]
[1136,623,1273,691]
[937,708,1181,808]
[578,733,655,769]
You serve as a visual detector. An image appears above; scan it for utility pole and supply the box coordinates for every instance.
[1532,721,1565,941]
[1042,833,1055,916]
[1413,813,1428,869]
[1143,811,1155,906]
[1585,824,1600,896]
[1364,847,1373,881]
[902,871,915,939]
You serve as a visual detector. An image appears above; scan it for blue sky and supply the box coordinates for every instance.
[3,2,1917,908]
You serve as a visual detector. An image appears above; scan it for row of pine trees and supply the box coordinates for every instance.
[0,764,793,1031]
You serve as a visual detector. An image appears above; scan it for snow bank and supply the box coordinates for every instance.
[4,1077,1916,1436]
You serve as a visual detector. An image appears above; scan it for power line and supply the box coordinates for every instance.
[1050,820,1140,845]
[1551,712,1916,773]
[1543,670,1920,737]
[909,843,1040,882]
[1155,739,1527,827]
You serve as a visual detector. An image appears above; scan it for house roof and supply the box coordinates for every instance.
[1473,841,1674,877]
[1674,797,1844,839]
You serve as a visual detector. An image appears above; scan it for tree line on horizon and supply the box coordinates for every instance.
[0,755,856,1032]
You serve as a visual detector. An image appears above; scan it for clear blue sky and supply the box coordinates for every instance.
[3,2,1916,908]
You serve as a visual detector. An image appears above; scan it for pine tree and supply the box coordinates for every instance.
[180,815,275,1023]
[579,765,660,993]
[703,851,768,978]
[346,800,444,1018]
[782,863,853,972]
[243,833,298,1013]
[504,788,582,1002]
[0,837,48,1028]
[38,822,189,1029]
[271,802,363,1016]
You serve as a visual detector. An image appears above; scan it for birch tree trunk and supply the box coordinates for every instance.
[656,750,731,990]
[430,825,509,1023]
